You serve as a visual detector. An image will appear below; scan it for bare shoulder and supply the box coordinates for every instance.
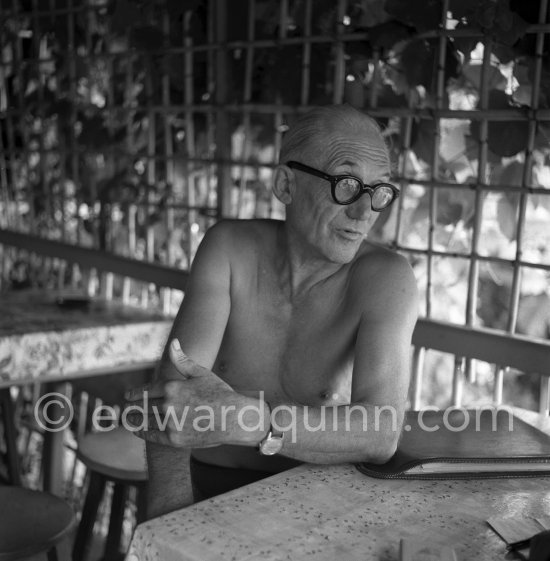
[201,219,282,262]
[202,218,280,251]
[349,244,419,319]
[350,243,415,283]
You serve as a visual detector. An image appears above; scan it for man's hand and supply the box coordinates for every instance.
[125,339,268,448]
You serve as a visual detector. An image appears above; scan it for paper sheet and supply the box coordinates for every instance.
[487,515,546,544]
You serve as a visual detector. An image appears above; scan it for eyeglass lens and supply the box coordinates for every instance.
[371,185,395,210]
[334,178,362,203]
[334,179,395,209]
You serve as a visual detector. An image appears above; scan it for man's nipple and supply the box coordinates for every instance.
[320,390,340,402]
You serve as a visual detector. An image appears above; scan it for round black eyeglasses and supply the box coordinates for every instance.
[286,161,399,211]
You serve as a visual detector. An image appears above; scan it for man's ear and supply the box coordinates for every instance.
[272,165,294,205]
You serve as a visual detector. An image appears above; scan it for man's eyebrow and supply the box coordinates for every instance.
[328,159,360,173]
[333,159,356,168]
[331,158,392,182]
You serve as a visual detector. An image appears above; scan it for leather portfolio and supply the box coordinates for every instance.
[356,408,550,479]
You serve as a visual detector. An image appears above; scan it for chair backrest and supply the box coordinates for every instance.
[410,318,550,413]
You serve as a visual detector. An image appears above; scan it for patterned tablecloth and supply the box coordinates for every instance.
[127,463,550,561]
[127,413,550,561]
[0,290,173,387]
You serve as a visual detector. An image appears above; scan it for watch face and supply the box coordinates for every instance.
[260,435,283,455]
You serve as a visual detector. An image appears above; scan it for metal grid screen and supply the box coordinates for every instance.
[1,0,549,349]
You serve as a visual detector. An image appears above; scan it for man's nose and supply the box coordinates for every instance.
[345,192,372,220]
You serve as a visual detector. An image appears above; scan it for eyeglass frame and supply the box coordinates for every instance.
[286,160,400,210]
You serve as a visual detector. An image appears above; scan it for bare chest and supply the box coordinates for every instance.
[214,276,359,406]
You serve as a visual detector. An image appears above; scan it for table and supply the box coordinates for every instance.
[127,411,550,561]
[0,289,172,492]
[0,290,172,388]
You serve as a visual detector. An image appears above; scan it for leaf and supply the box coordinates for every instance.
[436,189,465,225]
[225,0,250,41]
[45,98,73,122]
[448,0,479,19]
[111,0,144,34]
[78,114,111,149]
[474,0,529,46]
[496,6,529,46]
[166,0,201,21]
[291,0,338,35]
[531,193,550,214]
[411,118,436,164]
[490,121,530,157]
[369,83,408,109]
[451,22,479,60]
[400,39,461,92]
[23,87,57,118]
[262,44,332,105]
[529,161,550,212]
[384,0,442,31]
[462,62,507,91]
[470,90,529,157]
[496,193,518,241]
[400,40,432,88]
[344,79,365,108]
[492,160,525,186]
[475,1,497,29]
[512,84,532,105]
[509,0,549,24]
[516,294,550,339]
[0,354,12,372]
[352,0,392,28]
[536,121,550,151]
[98,169,132,202]
[368,20,412,52]
[130,25,164,51]
[310,0,339,34]
[464,132,503,165]
[492,43,516,64]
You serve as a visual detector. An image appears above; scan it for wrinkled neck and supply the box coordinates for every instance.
[275,222,344,299]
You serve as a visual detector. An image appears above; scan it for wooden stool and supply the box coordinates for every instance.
[0,486,75,561]
[70,368,151,561]
[72,427,147,561]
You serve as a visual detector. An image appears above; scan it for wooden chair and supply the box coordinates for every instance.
[70,367,152,561]
[410,318,550,412]
[0,486,75,561]
[0,388,75,561]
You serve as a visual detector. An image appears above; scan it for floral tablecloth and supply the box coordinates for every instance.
[127,412,550,561]
[0,290,173,387]
[127,462,550,561]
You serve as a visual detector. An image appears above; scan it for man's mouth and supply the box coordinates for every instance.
[337,229,364,241]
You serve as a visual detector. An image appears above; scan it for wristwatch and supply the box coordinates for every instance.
[258,401,284,455]
[258,426,284,455]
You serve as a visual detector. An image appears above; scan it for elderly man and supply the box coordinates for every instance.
[127,104,418,517]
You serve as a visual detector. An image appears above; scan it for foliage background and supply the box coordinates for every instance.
[0,0,549,408]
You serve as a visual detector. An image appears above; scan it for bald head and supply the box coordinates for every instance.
[279,105,388,167]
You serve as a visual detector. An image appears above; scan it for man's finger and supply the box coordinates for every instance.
[123,398,165,419]
[125,382,165,402]
[126,408,167,431]
[169,339,208,378]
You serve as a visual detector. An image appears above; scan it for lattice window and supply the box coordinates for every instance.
[0,0,549,360]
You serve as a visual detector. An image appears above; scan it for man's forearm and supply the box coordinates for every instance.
[143,350,194,520]
[145,442,193,520]
[264,402,403,464]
